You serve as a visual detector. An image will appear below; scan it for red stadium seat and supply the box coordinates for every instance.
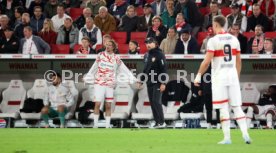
[130,32,147,44]
[50,44,70,54]
[265,32,276,38]
[110,32,127,44]
[197,32,208,47]
[136,7,144,16]
[139,43,147,54]
[243,32,255,40]
[221,7,231,16]
[146,0,154,3]
[199,7,209,16]
[70,8,84,21]
[73,44,82,54]
[95,44,103,52]
[118,44,129,54]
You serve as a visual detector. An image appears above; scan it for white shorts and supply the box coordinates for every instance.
[93,84,114,103]
[256,105,275,115]
[212,85,242,109]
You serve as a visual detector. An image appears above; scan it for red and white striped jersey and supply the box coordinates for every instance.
[207,32,241,86]
[94,51,122,87]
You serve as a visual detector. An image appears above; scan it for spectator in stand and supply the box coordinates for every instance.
[0,27,19,54]
[173,13,192,36]
[56,17,79,51]
[247,3,270,32]
[109,0,129,20]
[97,34,119,54]
[79,17,102,50]
[51,4,71,32]
[203,1,221,32]
[174,29,200,54]
[128,40,139,54]
[259,0,275,20]
[247,24,265,54]
[0,0,22,19]
[118,5,139,42]
[38,18,57,45]
[229,23,248,54]
[137,3,154,32]
[0,15,11,40]
[86,0,105,16]
[160,0,175,28]
[174,0,204,36]
[263,38,276,54]
[44,0,60,18]
[11,6,25,28]
[151,0,166,16]
[30,6,45,34]
[146,15,167,45]
[94,6,117,34]
[200,27,214,53]
[18,26,50,54]
[76,36,96,54]
[160,27,178,54]
[14,13,31,40]
[74,8,93,30]
[225,3,247,33]
[80,0,89,8]
[28,0,45,17]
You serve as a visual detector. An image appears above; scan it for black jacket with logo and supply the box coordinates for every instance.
[141,47,167,86]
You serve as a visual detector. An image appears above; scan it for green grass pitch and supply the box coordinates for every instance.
[0,129,275,153]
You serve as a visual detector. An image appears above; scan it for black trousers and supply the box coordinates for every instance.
[147,84,165,124]
[203,93,220,124]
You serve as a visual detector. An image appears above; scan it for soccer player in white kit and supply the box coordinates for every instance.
[194,15,251,144]
[84,39,137,128]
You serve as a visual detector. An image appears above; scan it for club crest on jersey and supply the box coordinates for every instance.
[152,57,156,62]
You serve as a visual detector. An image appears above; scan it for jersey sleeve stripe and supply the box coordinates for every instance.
[213,49,238,57]
[212,99,229,104]
[207,50,215,52]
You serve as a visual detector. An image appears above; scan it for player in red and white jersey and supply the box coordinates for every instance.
[194,15,251,144]
[84,40,137,128]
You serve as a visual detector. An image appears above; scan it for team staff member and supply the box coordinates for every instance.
[138,37,168,128]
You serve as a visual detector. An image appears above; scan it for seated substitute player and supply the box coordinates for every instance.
[246,85,276,129]
[194,15,251,144]
[41,72,74,128]
[83,39,137,128]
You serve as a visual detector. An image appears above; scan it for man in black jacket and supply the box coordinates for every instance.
[174,29,200,54]
[0,27,19,54]
[138,37,168,128]
[229,24,248,54]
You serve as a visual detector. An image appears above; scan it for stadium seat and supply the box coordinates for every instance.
[75,87,94,121]
[146,0,154,3]
[130,32,147,44]
[197,32,208,47]
[0,80,26,127]
[110,32,127,44]
[70,8,84,21]
[50,44,70,54]
[63,80,79,120]
[95,44,103,52]
[241,82,260,109]
[73,44,82,54]
[265,32,276,38]
[20,79,48,120]
[221,7,231,16]
[111,83,137,127]
[132,85,154,127]
[139,43,147,54]
[199,7,209,16]
[118,44,129,54]
[243,32,254,40]
[136,7,144,16]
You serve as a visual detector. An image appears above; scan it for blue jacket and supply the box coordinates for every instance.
[30,15,45,34]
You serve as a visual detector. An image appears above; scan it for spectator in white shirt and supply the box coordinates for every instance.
[51,4,71,32]
[18,26,50,54]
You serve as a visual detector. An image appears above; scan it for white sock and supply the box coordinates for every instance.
[246,107,254,129]
[233,107,249,138]
[106,116,111,128]
[94,114,99,127]
[266,113,273,128]
[220,108,231,141]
